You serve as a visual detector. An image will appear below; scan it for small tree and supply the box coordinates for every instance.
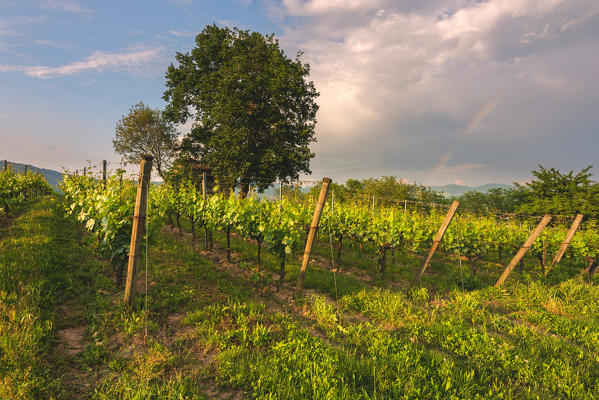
[113,102,178,182]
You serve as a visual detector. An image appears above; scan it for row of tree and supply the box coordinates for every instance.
[300,165,599,220]
[113,24,318,197]
[456,165,599,219]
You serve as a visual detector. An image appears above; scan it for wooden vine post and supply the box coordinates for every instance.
[124,155,153,305]
[102,159,107,188]
[3,160,7,170]
[545,214,583,277]
[413,200,460,285]
[495,214,552,287]
[295,177,332,299]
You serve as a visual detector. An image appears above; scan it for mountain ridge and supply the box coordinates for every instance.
[431,183,515,197]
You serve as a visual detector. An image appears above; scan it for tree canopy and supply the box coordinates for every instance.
[307,176,446,207]
[454,165,599,219]
[516,165,599,217]
[163,24,319,195]
[113,102,178,182]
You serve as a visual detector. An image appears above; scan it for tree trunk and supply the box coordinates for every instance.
[116,260,126,288]
[239,180,251,199]
[226,228,231,262]
[277,253,285,292]
[378,246,388,274]
[538,253,545,276]
[519,258,524,274]
[589,262,598,281]
[176,213,182,234]
[470,257,479,275]
[257,238,262,267]
[167,213,174,230]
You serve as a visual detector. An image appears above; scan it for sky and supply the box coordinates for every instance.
[1,0,598,186]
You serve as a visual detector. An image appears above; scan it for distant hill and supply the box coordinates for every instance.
[2,160,64,189]
[431,183,514,197]
[0,161,515,199]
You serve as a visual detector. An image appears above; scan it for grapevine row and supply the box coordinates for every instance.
[0,168,53,215]
[61,174,599,288]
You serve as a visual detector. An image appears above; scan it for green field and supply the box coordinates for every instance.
[1,195,599,399]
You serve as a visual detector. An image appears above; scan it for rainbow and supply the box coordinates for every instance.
[426,97,501,186]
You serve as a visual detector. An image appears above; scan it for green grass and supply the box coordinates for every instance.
[2,201,598,399]
[161,217,599,399]
[0,196,107,398]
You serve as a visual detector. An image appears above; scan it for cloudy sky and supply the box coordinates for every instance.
[1,0,598,186]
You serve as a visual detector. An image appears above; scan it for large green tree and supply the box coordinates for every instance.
[113,102,178,182]
[163,24,319,195]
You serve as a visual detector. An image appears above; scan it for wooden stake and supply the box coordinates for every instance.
[102,160,107,188]
[541,235,547,275]
[545,214,583,277]
[495,215,552,287]
[3,160,7,170]
[295,177,332,298]
[413,200,460,285]
[83,167,86,176]
[124,155,153,305]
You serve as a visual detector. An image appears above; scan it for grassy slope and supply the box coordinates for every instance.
[2,198,599,399]
[0,196,108,398]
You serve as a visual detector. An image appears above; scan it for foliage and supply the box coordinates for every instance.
[309,176,446,207]
[456,186,529,214]
[113,101,178,182]
[60,172,165,271]
[517,165,599,218]
[163,24,319,194]
[0,168,53,215]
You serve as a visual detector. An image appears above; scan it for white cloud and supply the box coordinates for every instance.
[272,0,599,184]
[169,29,194,37]
[38,0,95,15]
[0,47,165,79]
[167,0,194,7]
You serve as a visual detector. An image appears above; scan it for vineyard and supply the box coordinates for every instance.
[60,172,599,290]
[2,168,599,399]
[0,167,53,215]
